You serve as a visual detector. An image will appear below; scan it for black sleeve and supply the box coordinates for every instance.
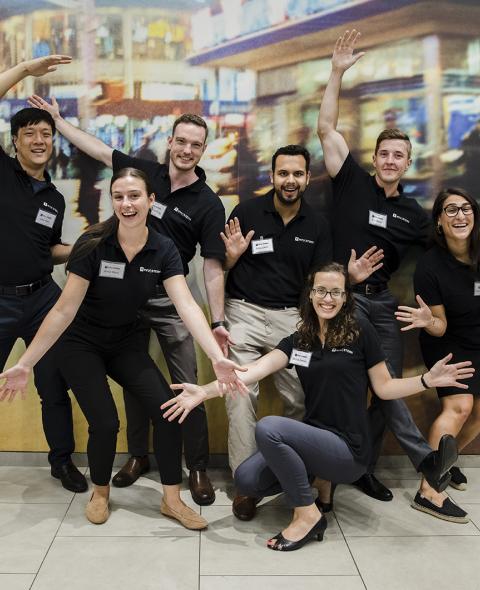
[160,238,186,281]
[227,202,241,224]
[358,320,386,369]
[112,149,159,178]
[199,198,226,261]
[311,214,333,267]
[66,234,99,281]
[50,205,65,246]
[275,333,296,366]
[414,253,443,306]
[416,208,431,249]
[331,152,365,197]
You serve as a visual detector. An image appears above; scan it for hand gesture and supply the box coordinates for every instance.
[0,364,30,402]
[24,55,72,77]
[348,246,384,284]
[212,357,248,397]
[212,325,235,356]
[27,95,61,120]
[221,217,255,261]
[395,295,433,332]
[162,383,207,423]
[426,354,474,390]
[332,30,365,73]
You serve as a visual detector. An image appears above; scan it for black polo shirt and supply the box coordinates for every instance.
[225,190,332,308]
[112,150,225,275]
[332,153,429,285]
[0,145,65,285]
[414,245,480,351]
[276,319,385,466]
[66,229,183,327]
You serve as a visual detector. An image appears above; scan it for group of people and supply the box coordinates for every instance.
[0,30,478,552]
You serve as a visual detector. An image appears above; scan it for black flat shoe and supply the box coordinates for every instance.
[449,466,467,491]
[267,516,327,552]
[353,474,393,501]
[411,491,469,523]
[315,483,337,513]
[419,434,457,493]
[51,461,88,493]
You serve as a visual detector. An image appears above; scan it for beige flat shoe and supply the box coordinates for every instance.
[160,499,208,530]
[85,492,110,524]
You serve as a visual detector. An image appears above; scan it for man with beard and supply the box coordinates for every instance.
[29,95,228,506]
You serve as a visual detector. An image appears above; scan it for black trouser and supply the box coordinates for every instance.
[0,279,74,467]
[123,296,209,471]
[354,291,431,471]
[59,320,182,486]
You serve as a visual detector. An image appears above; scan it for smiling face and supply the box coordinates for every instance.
[111,175,154,229]
[438,194,474,244]
[309,271,346,322]
[373,139,411,186]
[13,121,53,171]
[270,154,310,206]
[167,122,207,173]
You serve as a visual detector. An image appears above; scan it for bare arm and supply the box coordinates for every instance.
[203,257,234,355]
[317,30,364,178]
[395,296,447,337]
[50,243,72,264]
[0,55,71,100]
[28,95,113,167]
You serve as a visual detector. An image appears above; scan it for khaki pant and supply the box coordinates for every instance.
[225,298,304,473]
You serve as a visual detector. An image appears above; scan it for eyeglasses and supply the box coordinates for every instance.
[311,287,345,300]
[443,203,474,217]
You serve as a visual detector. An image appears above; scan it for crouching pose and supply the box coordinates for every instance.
[0,167,246,529]
[162,263,473,551]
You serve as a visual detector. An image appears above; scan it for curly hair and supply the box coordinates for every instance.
[296,262,359,350]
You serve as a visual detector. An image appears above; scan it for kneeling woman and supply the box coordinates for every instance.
[0,167,245,529]
[162,262,473,551]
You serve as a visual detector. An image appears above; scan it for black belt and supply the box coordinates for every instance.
[352,282,388,296]
[0,275,51,296]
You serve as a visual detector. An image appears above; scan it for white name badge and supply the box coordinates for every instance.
[151,202,167,219]
[251,238,274,255]
[369,210,387,229]
[35,208,56,228]
[289,349,312,367]
[474,282,480,296]
[99,260,126,279]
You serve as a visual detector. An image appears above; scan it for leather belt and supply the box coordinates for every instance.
[0,275,51,296]
[352,282,388,296]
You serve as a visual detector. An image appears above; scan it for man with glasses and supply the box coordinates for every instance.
[317,30,458,512]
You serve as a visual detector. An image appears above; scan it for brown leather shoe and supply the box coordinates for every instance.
[160,499,208,530]
[232,495,259,521]
[111,456,150,488]
[189,470,215,506]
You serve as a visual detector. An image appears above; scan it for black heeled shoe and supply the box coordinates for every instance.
[315,483,337,513]
[267,515,328,552]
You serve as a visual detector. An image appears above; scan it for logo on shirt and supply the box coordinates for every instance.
[173,207,192,221]
[42,202,58,214]
[294,236,314,244]
[139,266,161,274]
[392,212,410,224]
[331,348,353,355]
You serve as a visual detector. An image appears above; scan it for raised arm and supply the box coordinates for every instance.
[317,30,365,178]
[0,55,71,100]
[28,95,113,167]
[220,217,255,270]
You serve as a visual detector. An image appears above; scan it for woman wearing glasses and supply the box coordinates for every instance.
[161,261,473,551]
[396,188,480,522]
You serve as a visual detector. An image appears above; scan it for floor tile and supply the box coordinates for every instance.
[462,503,480,532]
[447,468,480,504]
[334,479,479,537]
[0,503,68,573]
[31,536,199,590]
[200,575,365,590]
[200,505,357,576]
[0,467,77,504]
[0,574,36,590]
[348,535,480,590]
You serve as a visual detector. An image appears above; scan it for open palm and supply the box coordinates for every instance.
[25,55,72,77]
[332,30,365,72]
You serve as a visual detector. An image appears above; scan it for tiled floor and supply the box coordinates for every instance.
[1,463,479,590]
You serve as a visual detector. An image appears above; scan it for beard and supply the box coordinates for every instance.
[274,185,305,206]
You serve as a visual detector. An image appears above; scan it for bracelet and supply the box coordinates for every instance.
[211,321,226,330]
[420,373,430,389]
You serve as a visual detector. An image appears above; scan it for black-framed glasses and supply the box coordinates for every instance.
[311,287,345,300]
[443,203,474,217]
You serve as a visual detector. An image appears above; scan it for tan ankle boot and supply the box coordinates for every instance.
[86,492,110,524]
[160,499,208,530]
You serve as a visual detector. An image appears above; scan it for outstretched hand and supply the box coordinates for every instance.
[162,383,207,423]
[220,217,255,261]
[24,55,72,77]
[395,295,433,331]
[426,354,474,390]
[0,364,30,402]
[212,325,235,357]
[332,29,365,73]
[27,95,60,119]
[348,246,384,284]
[212,357,248,397]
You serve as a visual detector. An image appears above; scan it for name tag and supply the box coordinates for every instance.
[99,260,125,279]
[474,282,480,296]
[151,202,167,219]
[251,238,274,255]
[35,208,56,228]
[289,349,312,367]
[369,210,387,229]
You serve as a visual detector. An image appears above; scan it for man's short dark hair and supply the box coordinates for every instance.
[375,128,412,158]
[271,144,310,173]
[11,107,56,139]
[172,113,208,142]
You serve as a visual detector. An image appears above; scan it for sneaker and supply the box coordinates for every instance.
[449,466,467,491]
[411,491,469,523]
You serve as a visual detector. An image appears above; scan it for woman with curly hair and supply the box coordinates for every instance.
[162,262,473,551]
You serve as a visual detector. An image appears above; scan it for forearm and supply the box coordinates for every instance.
[0,63,28,99]
[51,243,72,264]
[176,297,223,362]
[424,316,447,337]
[317,69,344,137]
[54,116,113,167]
[203,258,225,322]
[375,374,427,400]
[223,252,240,270]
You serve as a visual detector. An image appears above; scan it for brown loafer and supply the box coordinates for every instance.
[112,456,150,488]
[85,493,110,524]
[160,499,208,530]
[189,470,216,506]
[232,495,260,521]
